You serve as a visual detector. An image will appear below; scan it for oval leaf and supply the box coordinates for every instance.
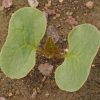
[0,7,47,79]
[55,24,100,92]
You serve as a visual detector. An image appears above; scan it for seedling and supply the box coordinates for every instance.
[0,7,47,79]
[0,7,100,92]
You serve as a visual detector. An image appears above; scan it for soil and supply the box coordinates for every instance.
[0,0,100,100]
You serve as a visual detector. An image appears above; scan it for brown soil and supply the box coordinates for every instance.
[0,0,100,100]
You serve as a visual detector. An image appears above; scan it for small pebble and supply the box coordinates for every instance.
[15,90,20,95]
[53,16,56,20]
[31,88,37,99]
[47,25,60,43]
[85,1,94,9]
[38,63,54,76]
[45,9,56,16]
[55,13,60,18]
[2,0,12,9]
[63,38,67,41]
[27,0,39,7]
[64,49,68,52]
[65,16,78,27]
[36,87,41,93]
[84,13,88,16]
[45,91,50,97]
[44,0,51,9]
[66,11,73,16]
[59,0,64,3]
[47,0,52,7]
[8,92,13,97]
[91,64,95,68]
[53,13,60,19]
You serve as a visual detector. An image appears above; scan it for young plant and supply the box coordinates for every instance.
[0,7,47,79]
[0,7,100,92]
[55,24,100,92]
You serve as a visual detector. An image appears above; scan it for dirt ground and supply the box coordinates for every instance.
[0,0,100,100]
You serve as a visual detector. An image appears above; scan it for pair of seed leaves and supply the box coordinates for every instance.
[0,7,100,92]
